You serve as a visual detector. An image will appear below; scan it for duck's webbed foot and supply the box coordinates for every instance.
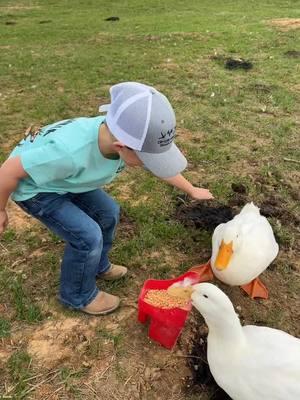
[241,277,269,299]
[189,260,214,282]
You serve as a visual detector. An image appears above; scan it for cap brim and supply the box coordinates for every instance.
[99,104,110,112]
[135,143,187,178]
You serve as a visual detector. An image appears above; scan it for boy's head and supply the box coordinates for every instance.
[99,82,187,178]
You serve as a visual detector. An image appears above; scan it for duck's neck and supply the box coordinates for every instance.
[205,312,246,347]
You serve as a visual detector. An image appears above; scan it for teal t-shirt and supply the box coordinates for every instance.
[10,116,125,201]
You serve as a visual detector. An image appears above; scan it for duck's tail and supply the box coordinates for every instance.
[239,202,260,216]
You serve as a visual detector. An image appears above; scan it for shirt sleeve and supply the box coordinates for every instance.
[20,139,76,186]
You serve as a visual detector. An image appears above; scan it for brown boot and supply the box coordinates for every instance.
[81,292,120,315]
[99,264,128,281]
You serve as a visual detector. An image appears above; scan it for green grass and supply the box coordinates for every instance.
[58,367,89,396]
[0,0,299,399]
[1,229,16,242]
[7,350,32,398]
[97,329,125,353]
[0,317,11,338]
[10,277,43,323]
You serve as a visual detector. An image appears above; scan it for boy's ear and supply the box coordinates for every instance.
[111,141,126,151]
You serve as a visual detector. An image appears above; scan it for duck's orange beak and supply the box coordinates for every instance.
[215,240,233,270]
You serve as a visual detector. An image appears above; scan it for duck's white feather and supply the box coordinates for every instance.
[211,202,279,285]
[209,326,300,400]
[192,283,300,400]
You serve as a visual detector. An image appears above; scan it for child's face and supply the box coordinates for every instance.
[117,146,143,168]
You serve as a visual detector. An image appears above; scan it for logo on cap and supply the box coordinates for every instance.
[158,126,176,147]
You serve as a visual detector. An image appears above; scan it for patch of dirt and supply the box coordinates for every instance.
[175,199,235,233]
[7,200,37,231]
[0,348,13,367]
[33,383,55,399]
[28,248,48,258]
[268,18,300,31]
[284,50,300,58]
[27,317,98,368]
[176,182,299,233]
[177,127,206,144]
[250,82,274,94]
[0,5,40,10]
[292,84,300,93]
[149,248,187,272]
[160,59,179,71]
[225,58,253,70]
[211,54,253,70]
[259,197,300,227]
[230,182,247,194]
[118,211,136,239]
[104,16,120,22]
[39,20,52,24]
[112,176,136,202]
[53,305,192,400]
[1,132,23,153]
[131,195,150,207]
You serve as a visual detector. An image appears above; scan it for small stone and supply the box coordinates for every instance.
[82,361,91,368]
[105,322,119,330]
[144,367,151,380]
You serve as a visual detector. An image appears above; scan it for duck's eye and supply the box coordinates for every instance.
[203,294,208,299]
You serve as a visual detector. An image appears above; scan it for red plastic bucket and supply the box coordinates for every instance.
[138,271,200,349]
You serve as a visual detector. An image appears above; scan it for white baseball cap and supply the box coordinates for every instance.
[99,82,187,178]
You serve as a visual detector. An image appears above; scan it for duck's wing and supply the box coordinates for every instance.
[241,325,300,399]
[238,215,279,264]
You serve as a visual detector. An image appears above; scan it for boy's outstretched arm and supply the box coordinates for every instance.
[163,174,214,200]
[0,156,28,234]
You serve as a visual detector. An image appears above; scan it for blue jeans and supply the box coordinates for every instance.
[16,189,120,309]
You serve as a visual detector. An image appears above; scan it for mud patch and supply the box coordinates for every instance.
[211,54,253,70]
[176,182,299,234]
[225,58,253,70]
[259,196,300,227]
[175,199,235,232]
[104,16,120,21]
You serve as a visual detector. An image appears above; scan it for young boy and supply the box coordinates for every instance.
[0,82,213,315]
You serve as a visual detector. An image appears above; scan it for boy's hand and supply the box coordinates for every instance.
[163,174,214,200]
[0,210,8,234]
[188,187,214,201]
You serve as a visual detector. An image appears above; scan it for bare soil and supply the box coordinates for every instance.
[268,18,300,30]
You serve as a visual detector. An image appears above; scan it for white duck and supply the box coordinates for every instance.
[191,202,279,298]
[191,283,300,400]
